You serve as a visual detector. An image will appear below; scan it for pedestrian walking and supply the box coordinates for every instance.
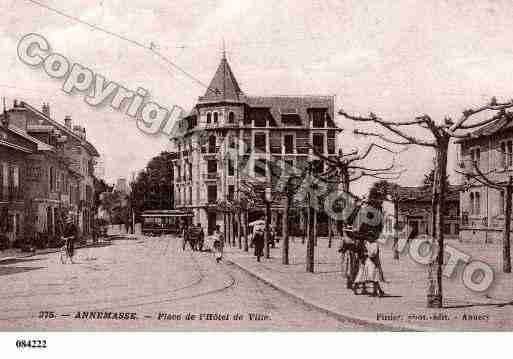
[213,225,224,263]
[253,227,265,262]
[197,223,205,251]
[339,237,362,290]
[270,225,276,248]
[181,223,188,251]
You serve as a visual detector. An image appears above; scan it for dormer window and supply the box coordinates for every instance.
[206,112,212,124]
[311,109,326,128]
[228,111,235,124]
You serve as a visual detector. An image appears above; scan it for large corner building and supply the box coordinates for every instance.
[171,55,341,234]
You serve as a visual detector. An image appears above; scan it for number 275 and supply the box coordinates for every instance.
[38,311,55,319]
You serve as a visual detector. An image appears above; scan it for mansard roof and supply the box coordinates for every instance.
[246,95,335,127]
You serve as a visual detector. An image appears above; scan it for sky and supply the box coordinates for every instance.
[2,0,513,194]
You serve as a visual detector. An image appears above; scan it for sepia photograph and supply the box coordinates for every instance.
[2,1,513,353]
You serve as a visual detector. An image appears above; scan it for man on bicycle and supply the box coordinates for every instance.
[62,217,77,263]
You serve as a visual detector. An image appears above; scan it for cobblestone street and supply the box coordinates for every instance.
[0,236,371,330]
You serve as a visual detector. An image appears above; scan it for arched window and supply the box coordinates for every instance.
[206,112,211,124]
[228,111,235,124]
[469,193,474,215]
[213,112,218,123]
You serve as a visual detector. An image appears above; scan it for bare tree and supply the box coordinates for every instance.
[269,163,310,265]
[457,158,513,273]
[311,142,403,241]
[297,143,403,276]
[339,97,513,308]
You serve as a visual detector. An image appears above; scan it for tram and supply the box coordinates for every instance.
[141,210,194,236]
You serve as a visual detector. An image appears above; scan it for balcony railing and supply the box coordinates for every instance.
[0,187,23,202]
[203,173,218,180]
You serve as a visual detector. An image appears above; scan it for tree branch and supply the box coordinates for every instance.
[344,142,406,162]
[353,129,411,146]
[449,98,513,132]
[340,109,437,147]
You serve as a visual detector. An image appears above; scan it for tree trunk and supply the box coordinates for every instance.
[328,217,332,248]
[282,196,290,265]
[237,212,242,249]
[393,198,399,260]
[503,178,512,273]
[230,213,235,247]
[301,208,306,244]
[427,143,448,308]
[306,195,315,273]
[313,208,318,246]
[265,201,271,259]
[243,210,249,252]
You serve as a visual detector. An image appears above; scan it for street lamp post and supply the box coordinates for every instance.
[264,186,272,259]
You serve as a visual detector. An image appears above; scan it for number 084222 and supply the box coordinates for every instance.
[15,339,47,349]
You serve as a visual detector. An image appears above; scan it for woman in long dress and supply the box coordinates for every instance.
[353,240,385,297]
[213,225,224,263]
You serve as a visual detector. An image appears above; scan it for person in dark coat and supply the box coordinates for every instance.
[253,227,265,262]
[63,218,77,263]
[197,223,205,251]
[407,225,419,243]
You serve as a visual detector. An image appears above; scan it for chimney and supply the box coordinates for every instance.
[64,115,72,128]
[42,103,50,117]
[2,97,8,127]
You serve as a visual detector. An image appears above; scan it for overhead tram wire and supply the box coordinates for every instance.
[24,0,214,93]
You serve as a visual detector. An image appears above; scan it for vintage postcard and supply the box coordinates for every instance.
[1,0,513,337]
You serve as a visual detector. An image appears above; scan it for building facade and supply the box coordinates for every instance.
[0,116,37,245]
[381,185,461,241]
[398,185,460,240]
[458,116,513,242]
[171,55,341,234]
[6,101,99,242]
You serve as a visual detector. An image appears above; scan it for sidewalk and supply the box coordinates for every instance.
[0,235,130,263]
[226,237,513,331]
